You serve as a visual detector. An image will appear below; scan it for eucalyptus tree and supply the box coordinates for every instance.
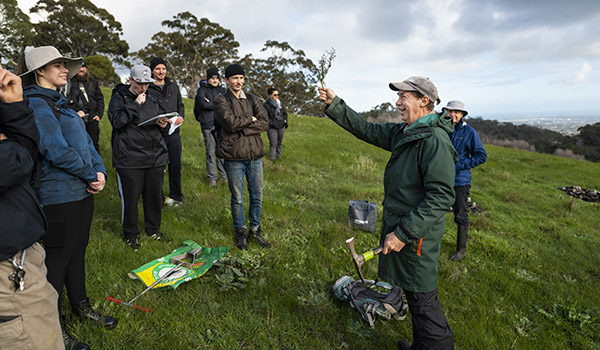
[134,11,240,98]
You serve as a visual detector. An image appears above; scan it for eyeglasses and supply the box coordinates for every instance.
[273,94,279,96]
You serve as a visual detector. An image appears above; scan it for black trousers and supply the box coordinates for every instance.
[406,289,454,349]
[43,196,94,315]
[116,166,165,239]
[164,132,183,201]
[452,185,470,226]
[85,119,100,154]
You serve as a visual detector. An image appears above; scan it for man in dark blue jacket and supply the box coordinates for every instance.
[444,100,487,261]
[194,67,227,187]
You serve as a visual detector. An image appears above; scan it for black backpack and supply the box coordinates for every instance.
[332,275,407,328]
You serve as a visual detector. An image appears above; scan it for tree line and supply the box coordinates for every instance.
[1,0,323,115]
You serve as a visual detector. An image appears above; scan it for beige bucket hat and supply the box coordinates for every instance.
[19,46,82,86]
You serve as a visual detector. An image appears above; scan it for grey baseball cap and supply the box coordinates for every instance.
[389,76,440,105]
[442,100,468,116]
[130,65,155,83]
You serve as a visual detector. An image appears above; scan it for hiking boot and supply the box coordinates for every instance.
[71,298,118,329]
[450,225,468,261]
[62,325,89,350]
[397,340,412,350]
[235,227,248,250]
[249,226,271,248]
[163,197,182,207]
[147,231,169,242]
[209,179,217,187]
[125,237,140,251]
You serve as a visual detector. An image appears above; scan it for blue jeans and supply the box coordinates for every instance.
[224,159,263,229]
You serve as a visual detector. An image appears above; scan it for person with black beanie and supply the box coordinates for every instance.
[147,57,185,207]
[194,67,227,186]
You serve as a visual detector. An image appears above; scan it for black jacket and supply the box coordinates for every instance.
[263,99,288,130]
[214,90,269,160]
[107,84,169,169]
[194,80,226,130]
[66,75,105,119]
[0,100,46,260]
[147,78,185,134]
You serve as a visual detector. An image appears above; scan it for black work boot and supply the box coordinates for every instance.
[451,225,468,261]
[62,321,90,350]
[235,227,248,250]
[249,226,271,248]
[71,298,118,329]
[397,339,412,350]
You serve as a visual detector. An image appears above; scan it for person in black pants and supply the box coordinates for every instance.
[107,65,171,249]
[65,60,104,154]
[18,46,116,350]
[147,57,185,207]
[263,87,288,163]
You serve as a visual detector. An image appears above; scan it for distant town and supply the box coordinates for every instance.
[475,116,600,136]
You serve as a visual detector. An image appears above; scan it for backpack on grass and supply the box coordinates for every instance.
[332,275,407,328]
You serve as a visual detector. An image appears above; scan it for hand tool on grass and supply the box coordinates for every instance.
[346,237,383,284]
[107,248,202,312]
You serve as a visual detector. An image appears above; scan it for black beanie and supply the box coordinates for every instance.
[206,67,219,79]
[150,57,167,71]
[224,64,244,78]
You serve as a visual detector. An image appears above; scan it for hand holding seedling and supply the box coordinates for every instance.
[318,87,336,105]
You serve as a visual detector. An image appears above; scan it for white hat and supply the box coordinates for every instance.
[19,46,82,86]
[442,100,469,116]
[130,65,155,83]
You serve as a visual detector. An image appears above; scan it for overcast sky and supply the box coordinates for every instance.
[17,0,600,118]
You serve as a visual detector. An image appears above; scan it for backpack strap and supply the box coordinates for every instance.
[27,94,60,120]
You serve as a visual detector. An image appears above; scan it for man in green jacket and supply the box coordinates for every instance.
[319,76,457,350]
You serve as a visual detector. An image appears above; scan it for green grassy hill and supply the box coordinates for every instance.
[74,90,600,349]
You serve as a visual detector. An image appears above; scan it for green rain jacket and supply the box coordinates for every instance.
[325,97,457,292]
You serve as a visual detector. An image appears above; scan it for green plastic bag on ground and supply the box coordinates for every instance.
[129,239,229,289]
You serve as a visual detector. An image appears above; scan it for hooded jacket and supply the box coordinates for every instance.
[147,78,185,134]
[214,90,269,160]
[24,85,106,206]
[450,120,487,186]
[324,96,457,293]
[194,80,226,130]
[0,100,46,260]
[107,84,169,169]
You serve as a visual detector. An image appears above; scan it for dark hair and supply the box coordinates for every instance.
[267,87,278,96]
[15,52,36,87]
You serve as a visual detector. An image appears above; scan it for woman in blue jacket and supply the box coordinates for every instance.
[444,100,487,261]
[17,46,116,350]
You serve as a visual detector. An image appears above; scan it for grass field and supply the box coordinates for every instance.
[68,91,600,349]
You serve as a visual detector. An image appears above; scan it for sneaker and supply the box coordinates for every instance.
[163,197,182,207]
[147,232,168,241]
[209,179,217,187]
[125,237,140,250]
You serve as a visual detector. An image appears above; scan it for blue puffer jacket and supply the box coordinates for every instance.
[24,85,106,206]
[450,120,487,187]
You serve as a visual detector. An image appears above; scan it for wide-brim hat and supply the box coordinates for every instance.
[19,46,82,86]
[442,100,468,116]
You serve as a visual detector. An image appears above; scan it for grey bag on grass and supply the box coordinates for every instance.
[348,200,377,232]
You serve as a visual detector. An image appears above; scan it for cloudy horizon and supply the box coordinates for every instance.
[17,0,600,118]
